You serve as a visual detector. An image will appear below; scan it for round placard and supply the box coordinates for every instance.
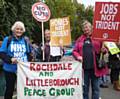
[32,2,51,22]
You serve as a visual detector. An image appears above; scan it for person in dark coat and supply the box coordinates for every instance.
[38,29,63,62]
[109,51,120,91]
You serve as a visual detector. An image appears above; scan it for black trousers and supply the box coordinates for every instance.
[50,56,61,62]
[110,68,120,82]
[4,71,16,99]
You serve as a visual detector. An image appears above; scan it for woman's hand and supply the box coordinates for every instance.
[11,58,18,64]
[101,47,107,53]
[101,42,108,53]
[118,36,120,45]
[77,56,83,62]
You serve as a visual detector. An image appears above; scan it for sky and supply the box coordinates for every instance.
[77,0,120,7]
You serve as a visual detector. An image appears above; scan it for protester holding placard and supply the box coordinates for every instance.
[72,20,108,99]
[107,40,120,91]
[0,21,32,99]
[38,29,64,62]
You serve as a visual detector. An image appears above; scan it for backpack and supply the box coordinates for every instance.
[0,58,3,71]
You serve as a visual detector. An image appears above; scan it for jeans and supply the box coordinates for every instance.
[99,75,109,85]
[83,69,100,99]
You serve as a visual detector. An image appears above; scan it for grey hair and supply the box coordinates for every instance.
[11,21,26,32]
[45,29,50,33]
[82,20,92,28]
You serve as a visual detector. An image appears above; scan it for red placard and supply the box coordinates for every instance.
[32,2,51,22]
[92,2,120,42]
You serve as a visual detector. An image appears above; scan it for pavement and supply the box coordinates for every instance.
[0,82,120,99]
[0,55,120,99]
[100,82,120,99]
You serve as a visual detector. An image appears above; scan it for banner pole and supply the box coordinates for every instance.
[42,22,45,61]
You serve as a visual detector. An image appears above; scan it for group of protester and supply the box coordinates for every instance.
[0,21,64,99]
[0,20,120,99]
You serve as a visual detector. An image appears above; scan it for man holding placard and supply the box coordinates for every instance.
[105,41,120,91]
[38,29,63,62]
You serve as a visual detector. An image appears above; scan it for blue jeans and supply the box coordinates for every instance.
[99,75,109,85]
[83,69,100,99]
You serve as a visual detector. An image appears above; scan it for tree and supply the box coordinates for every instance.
[45,0,76,41]
[72,4,94,40]
[0,0,40,42]
[0,0,94,42]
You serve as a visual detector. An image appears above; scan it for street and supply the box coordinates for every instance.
[0,56,120,99]
[0,82,120,99]
[100,83,120,99]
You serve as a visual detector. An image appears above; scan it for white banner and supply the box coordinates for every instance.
[17,61,83,99]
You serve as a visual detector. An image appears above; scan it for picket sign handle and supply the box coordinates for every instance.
[100,52,103,60]
[42,22,45,61]
[100,42,105,60]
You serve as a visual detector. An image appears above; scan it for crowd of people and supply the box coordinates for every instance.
[0,20,120,99]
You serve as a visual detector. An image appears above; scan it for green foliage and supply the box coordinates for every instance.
[0,0,94,42]
[0,0,41,43]
[46,0,76,31]
[46,0,77,41]
[72,4,94,40]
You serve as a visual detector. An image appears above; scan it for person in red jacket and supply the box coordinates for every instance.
[72,20,108,99]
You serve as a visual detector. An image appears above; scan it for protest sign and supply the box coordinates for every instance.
[32,2,51,60]
[104,42,120,55]
[92,2,120,42]
[17,61,83,99]
[32,2,51,22]
[50,17,71,46]
[50,46,61,56]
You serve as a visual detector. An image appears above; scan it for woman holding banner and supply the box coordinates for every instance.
[0,21,32,99]
[72,20,108,99]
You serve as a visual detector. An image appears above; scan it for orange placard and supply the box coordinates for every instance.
[50,17,71,46]
[92,2,120,42]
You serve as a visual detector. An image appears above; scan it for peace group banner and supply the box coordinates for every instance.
[50,17,71,46]
[17,61,83,99]
[92,2,120,42]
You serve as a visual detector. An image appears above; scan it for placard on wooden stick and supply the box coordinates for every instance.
[92,2,120,42]
[32,2,51,60]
